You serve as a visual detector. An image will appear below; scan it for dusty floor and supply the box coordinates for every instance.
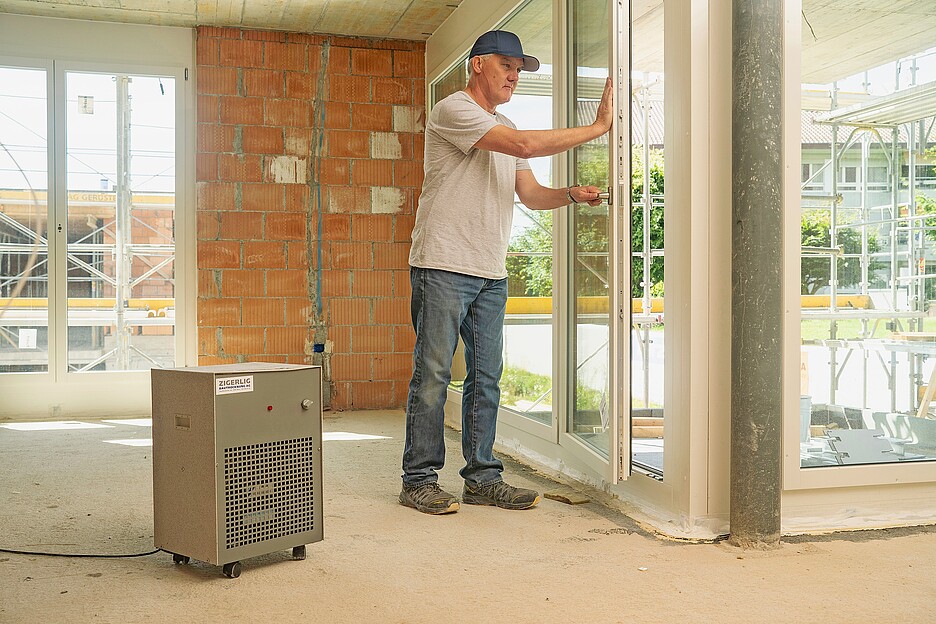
[2,409,935,623]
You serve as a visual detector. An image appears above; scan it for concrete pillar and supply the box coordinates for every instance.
[729,0,783,548]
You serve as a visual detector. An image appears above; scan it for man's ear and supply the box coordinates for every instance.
[469,55,483,75]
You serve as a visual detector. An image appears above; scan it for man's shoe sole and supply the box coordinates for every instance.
[399,495,460,515]
[462,493,541,510]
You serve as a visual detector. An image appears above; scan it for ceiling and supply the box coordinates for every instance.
[0,0,461,40]
[0,0,933,83]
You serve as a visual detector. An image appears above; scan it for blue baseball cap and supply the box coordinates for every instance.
[469,30,540,72]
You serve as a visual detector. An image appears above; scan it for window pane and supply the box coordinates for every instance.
[65,72,176,372]
[799,28,936,467]
[570,0,611,455]
[0,66,49,373]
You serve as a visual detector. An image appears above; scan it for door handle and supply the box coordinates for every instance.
[596,187,611,203]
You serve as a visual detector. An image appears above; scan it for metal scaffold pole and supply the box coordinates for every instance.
[115,75,132,370]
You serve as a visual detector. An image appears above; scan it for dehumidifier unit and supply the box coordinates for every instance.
[151,363,323,578]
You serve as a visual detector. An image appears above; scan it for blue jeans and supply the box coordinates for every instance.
[402,267,506,487]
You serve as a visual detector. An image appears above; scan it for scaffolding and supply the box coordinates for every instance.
[805,77,936,416]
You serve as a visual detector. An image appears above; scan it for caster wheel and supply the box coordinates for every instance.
[292,545,306,560]
[222,561,241,579]
[172,554,190,565]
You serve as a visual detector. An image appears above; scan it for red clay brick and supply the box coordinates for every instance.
[328,325,351,354]
[197,67,237,95]
[198,240,240,268]
[331,354,371,381]
[287,241,308,269]
[319,158,350,185]
[331,241,373,269]
[352,159,392,186]
[394,325,416,352]
[244,241,287,268]
[242,183,283,211]
[351,103,393,131]
[198,355,239,366]
[220,39,263,68]
[352,325,392,353]
[374,242,410,269]
[393,269,411,297]
[243,29,286,42]
[196,153,217,181]
[285,185,309,212]
[243,69,284,97]
[218,153,262,182]
[196,36,220,66]
[285,72,315,99]
[265,98,310,127]
[242,126,284,154]
[394,214,416,241]
[352,270,393,297]
[267,269,307,297]
[307,44,325,72]
[322,214,351,240]
[222,326,264,355]
[329,298,370,325]
[327,131,369,158]
[392,49,423,78]
[265,42,307,71]
[394,160,423,187]
[414,133,425,159]
[198,326,219,355]
[199,269,221,298]
[198,297,241,325]
[267,326,309,354]
[329,74,370,102]
[351,381,395,408]
[197,210,220,240]
[198,124,236,153]
[222,269,265,297]
[373,77,411,104]
[352,214,393,241]
[198,95,220,124]
[324,102,351,129]
[266,212,307,240]
[321,270,351,297]
[374,297,410,325]
[351,49,392,77]
[373,353,412,380]
[326,46,350,74]
[220,211,263,240]
[330,382,351,410]
[244,298,284,325]
[326,186,371,214]
[285,298,313,325]
[196,26,224,38]
[220,96,264,125]
[285,127,314,155]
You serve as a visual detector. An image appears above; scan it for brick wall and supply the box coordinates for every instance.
[195,26,424,410]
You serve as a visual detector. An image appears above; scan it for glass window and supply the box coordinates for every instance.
[65,71,176,372]
[799,33,936,467]
[0,66,49,373]
[631,1,665,474]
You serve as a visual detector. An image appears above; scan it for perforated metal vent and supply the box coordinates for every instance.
[223,437,315,550]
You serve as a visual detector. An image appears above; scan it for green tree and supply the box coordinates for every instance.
[800,209,882,295]
[506,144,666,299]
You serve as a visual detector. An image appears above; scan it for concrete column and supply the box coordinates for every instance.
[730,0,783,548]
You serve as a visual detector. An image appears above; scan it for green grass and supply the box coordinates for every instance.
[801,317,936,342]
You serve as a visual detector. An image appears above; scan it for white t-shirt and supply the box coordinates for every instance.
[408,91,532,280]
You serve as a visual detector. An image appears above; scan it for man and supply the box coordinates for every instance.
[400,29,614,514]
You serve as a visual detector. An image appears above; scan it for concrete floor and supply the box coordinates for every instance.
[2,409,935,623]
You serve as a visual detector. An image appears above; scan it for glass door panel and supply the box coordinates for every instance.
[0,66,50,373]
[630,1,665,474]
[570,0,612,455]
[498,0,554,425]
[65,71,176,372]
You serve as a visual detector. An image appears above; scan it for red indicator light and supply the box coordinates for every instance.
[267,405,273,411]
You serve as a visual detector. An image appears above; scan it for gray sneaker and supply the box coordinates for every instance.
[399,482,460,515]
[462,480,540,510]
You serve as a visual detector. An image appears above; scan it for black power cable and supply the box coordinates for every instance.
[0,546,161,558]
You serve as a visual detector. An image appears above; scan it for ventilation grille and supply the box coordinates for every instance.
[223,437,315,550]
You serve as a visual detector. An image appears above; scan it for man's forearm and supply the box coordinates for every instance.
[515,123,609,159]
